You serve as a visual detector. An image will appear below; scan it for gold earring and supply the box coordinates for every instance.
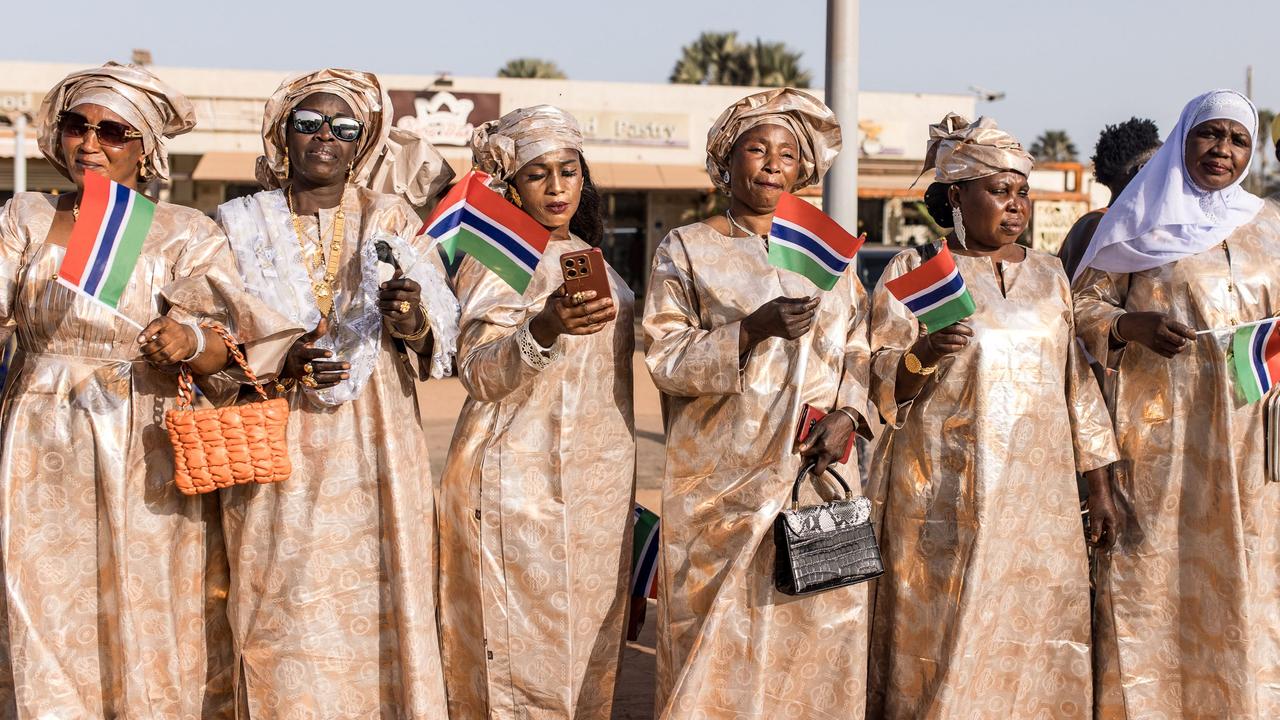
[283,155,290,177]
[347,161,354,178]
[508,189,523,208]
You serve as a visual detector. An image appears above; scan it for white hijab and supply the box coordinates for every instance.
[1073,89,1264,280]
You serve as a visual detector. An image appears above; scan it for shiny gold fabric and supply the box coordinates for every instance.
[1074,202,1280,718]
[866,246,1117,719]
[217,187,449,717]
[35,62,197,182]
[643,221,873,719]
[0,192,299,718]
[705,88,841,193]
[920,113,1034,184]
[470,105,586,186]
[438,237,636,718]
[256,68,454,206]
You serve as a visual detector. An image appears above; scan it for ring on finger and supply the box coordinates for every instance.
[398,300,411,315]
[300,373,319,388]
[303,362,314,375]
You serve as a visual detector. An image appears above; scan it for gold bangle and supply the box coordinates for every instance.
[390,304,431,342]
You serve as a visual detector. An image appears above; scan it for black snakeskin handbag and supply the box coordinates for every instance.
[774,463,883,596]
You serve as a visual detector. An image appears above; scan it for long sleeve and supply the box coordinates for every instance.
[0,199,31,346]
[454,255,544,403]
[162,211,302,379]
[1059,273,1119,473]
[642,233,744,398]
[835,276,874,434]
[1072,267,1130,369]
[868,252,927,429]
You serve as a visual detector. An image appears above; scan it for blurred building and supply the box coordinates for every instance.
[0,62,1095,294]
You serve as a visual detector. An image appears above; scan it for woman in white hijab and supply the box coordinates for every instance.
[1074,89,1280,719]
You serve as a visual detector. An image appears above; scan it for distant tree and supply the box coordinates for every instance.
[670,32,811,88]
[739,40,812,88]
[1031,130,1079,163]
[670,31,743,85]
[497,58,567,80]
[1254,108,1276,195]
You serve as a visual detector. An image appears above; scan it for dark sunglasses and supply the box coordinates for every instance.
[289,109,364,142]
[57,111,143,147]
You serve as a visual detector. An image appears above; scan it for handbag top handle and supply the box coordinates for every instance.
[791,462,852,510]
[175,322,269,410]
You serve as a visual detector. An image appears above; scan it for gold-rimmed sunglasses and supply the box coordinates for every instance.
[57,111,144,147]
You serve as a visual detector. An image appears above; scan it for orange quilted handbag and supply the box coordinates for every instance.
[165,323,292,495]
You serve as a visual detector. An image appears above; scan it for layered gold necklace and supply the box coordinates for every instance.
[287,186,345,317]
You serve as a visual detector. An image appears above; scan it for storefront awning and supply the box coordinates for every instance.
[191,152,258,182]
[591,163,713,191]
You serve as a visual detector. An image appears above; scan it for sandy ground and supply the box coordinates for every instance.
[416,351,664,719]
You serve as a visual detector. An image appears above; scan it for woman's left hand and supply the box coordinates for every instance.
[378,273,426,337]
[137,317,198,367]
[797,409,857,477]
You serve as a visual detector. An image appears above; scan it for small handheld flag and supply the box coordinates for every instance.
[55,172,154,324]
[420,171,551,293]
[884,242,976,332]
[767,193,865,291]
[1231,317,1280,403]
[626,504,660,641]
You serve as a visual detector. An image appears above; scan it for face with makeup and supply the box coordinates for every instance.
[285,92,361,189]
[948,171,1031,250]
[508,148,584,239]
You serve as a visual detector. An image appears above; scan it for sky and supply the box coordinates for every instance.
[5,0,1279,159]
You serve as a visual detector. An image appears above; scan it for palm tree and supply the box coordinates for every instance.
[1030,130,1079,163]
[670,32,811,88]
[740,40,812,88]
[670,31,742,85]
[497,58,567,80]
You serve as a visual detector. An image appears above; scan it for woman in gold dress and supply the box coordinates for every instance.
[215,68,458,717]
[0,62,299,718]
[1075,89,1280,719]
[865,113,1118,719]
[644,88,873,719]
[437,106,636,719]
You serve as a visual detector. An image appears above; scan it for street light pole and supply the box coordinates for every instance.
[824,0,859,232]
[13,113,26,194]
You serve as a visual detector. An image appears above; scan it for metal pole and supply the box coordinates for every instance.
[12,113,26,194]
[824,0,859,232]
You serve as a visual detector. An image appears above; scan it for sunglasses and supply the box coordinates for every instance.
[289,109,364,142]
[57,111,143,148]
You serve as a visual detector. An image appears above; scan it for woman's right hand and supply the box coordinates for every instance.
[740,296,821,352]
[529,284,616,347]
[1113,311,1195,358]
[911,321,974,367]
[283,318,350,389]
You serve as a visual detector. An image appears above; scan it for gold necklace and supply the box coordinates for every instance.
[288,186,346,317]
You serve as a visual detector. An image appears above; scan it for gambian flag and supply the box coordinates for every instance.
[55,172,154,322]
[420,170,550,293]
[884,242,976,332]
[768,193,865,291]
[626,504,660,642]
[1231,318,1280,403]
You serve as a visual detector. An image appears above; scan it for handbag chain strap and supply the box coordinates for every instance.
[175,322,269,410]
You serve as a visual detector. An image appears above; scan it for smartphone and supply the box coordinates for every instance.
[794,403,856,465]
[561,248,612,303]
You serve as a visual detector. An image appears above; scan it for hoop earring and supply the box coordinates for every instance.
[951,205,967,248]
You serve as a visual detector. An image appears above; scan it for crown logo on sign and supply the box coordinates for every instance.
[396,91,476,146]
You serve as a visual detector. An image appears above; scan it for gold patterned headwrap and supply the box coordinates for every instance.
[919,112,1034,184]
[470,105,585,189]
[257,68,453,207]
[36,62,196,182]
[705,87,842,193]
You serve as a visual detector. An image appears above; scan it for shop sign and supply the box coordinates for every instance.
[389,90,501,146]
